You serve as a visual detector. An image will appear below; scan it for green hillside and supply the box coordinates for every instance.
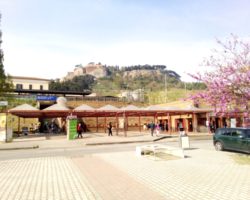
[50,65,206,104]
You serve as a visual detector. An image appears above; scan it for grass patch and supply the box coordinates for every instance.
[231,154,250,165]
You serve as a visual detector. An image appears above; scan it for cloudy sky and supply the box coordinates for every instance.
[0,0,250,81]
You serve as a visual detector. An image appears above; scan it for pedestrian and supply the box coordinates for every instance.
[206,120,211,133]
[77,122,83,138]
[155,123,160,136]
[107,122,113,136]
[178,120,183,132]
[178,120,185,136]
[149,121,155,136]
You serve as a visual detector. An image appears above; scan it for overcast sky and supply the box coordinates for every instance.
[0,0,250,81]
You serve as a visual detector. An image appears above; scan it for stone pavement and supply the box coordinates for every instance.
[97,150,250,200]
[0,156,101,200]
[0,132,249,200]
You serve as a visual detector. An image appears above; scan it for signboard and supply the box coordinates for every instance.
[36,96,57,101]
[0,101,8,106]
[67,118,77,140]
[180,136,190,149]
[230,118,236,128]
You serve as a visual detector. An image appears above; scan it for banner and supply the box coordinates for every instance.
[67,118,77,140]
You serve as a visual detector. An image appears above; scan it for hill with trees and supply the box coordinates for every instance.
[50,64,206,104]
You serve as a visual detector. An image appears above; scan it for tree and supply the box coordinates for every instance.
[188,34,250,116]
[49,75,95,91]
[0,14,13,98]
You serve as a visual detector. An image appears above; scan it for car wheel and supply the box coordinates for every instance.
[215,141,223,151]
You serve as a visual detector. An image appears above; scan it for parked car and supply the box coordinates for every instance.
[213,127,250,153]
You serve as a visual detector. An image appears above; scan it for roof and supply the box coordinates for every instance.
[11,76,51,81]
[8,104,41,118]
[74,104,94,111]
[121,105,141,111]
[8,103,212,118]
[9,104,39,111]
[98,105,120,111]
[43,103,70,111]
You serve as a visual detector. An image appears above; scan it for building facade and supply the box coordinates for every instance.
[11,76,50,91]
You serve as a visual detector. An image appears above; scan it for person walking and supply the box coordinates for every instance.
[77,122,83,138]
[149,121,155,136]
[107,122,113,136]
[155,122,160,136]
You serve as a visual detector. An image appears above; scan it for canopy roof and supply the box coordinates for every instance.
[98,104,120,111]
[121,105,141,111]
[74,104,94,111]
[8,104,42,118]
[8,103,212,118]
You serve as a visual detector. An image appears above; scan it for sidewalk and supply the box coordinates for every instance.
[0,131,213,151]
[0,132,249,200]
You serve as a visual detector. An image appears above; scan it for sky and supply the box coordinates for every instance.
[0,0,250,82]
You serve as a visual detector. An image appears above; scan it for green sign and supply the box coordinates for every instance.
[67,118,77,140]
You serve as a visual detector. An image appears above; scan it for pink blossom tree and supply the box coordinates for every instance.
[188,34,250,117]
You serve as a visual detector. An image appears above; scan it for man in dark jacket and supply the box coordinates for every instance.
[149,121,155,136]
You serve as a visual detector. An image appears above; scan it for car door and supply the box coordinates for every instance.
[242,130,250,153]
[228,129,242,151]
[230,129,248,152]
[218,129,232,149]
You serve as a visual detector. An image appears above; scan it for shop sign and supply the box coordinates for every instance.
[36,96,57,101]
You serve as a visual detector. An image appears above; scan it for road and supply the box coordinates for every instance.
[0,139,214,161]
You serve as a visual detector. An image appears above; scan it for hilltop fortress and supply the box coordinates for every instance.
[61,62,107,81]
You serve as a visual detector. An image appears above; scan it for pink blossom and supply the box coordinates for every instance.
[188,35,250,115]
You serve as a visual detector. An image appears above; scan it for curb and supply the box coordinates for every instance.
[0,145,39,151]
[86,136,171,146]
[86,140,151,146]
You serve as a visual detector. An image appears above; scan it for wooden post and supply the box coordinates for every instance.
[96,116,98,133]
[18,117,20,135]
[104,113,107,134]
[192,113,198,132]
[168,114,171,135]
[123,111,127,137]
[116,113,118,136]
[139,114,141,133]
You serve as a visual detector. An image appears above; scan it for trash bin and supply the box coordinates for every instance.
[22,127,29,135]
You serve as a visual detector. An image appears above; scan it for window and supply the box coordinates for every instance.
[245,130,250,138]
[231,130,240,137]
[16,84,23,89]
[40,85,43,90]
[230,129,245,137]
[29,84,32,90]
[219,129,231,136]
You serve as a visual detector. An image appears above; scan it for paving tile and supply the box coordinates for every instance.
[0,157,99,200]
[72,155,166,200]
[96,150,250,200]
